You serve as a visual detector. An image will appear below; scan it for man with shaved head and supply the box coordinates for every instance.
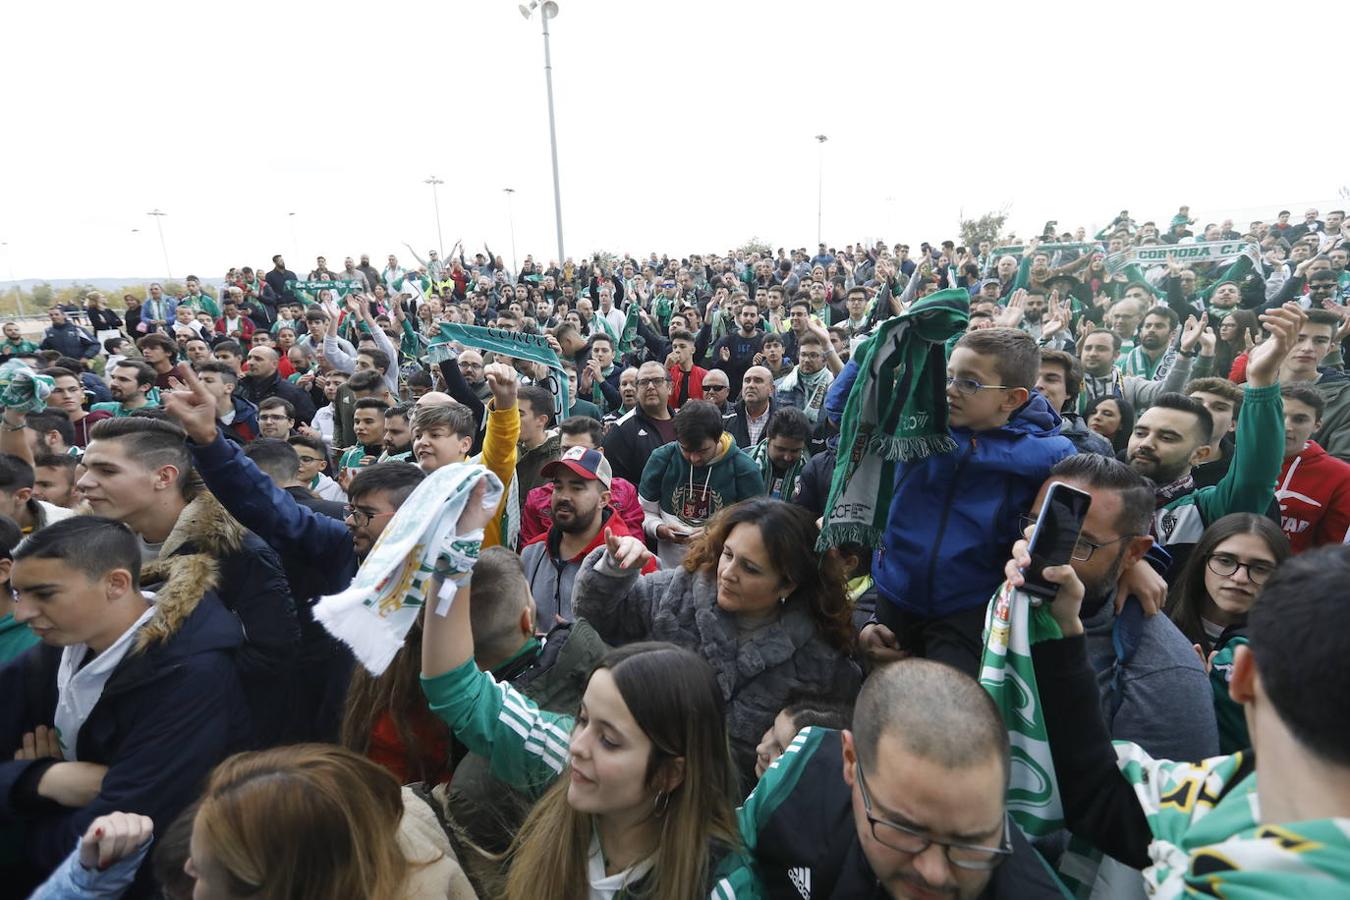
[240,344,316,423]
[725,364,778,449]
[737,659,1063,897]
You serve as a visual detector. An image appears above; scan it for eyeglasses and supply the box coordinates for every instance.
[946,375,1013,396]
[258,414,292,422]
[1206,553,1276,585]
[1017,515,1133,561]
[636,377,670,387]
[343,505,395,528]
[295,455,326,465]
[855,761,1011,870]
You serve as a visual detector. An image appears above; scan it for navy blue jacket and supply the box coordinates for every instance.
[191,431,357,599]
[826,359,1075,619]
[38,322,98,360]
[0,595,249,893]
[190,432,357,741]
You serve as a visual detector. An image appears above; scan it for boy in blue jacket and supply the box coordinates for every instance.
[830,328,1075,676]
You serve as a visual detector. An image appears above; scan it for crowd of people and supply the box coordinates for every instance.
[0,203,1348,898]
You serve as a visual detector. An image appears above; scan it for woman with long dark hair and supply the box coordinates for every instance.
[420,491,756,898]
[1166,513,1291,752]
[1213,308,1261,382]
[1084,395,1136,454]
[574,496,861,785]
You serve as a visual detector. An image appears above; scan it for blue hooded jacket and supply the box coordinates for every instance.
[826,358,1075,619]
[0,594,249,894]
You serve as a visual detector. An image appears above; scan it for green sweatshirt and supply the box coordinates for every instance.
[639,435,765,530]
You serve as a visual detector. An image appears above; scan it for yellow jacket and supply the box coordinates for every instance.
[472,401,519,549]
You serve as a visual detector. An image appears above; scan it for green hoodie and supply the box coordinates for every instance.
[639,433,764,566]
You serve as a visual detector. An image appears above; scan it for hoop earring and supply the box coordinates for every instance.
[653,790,670,816]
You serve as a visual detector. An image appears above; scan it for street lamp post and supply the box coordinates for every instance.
[147,209,173,278]
[503,188,518,275]
[519,1,565,264]
[814,135,828,246]
[424,176,445,258]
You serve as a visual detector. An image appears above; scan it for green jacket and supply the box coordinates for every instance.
[1154,383,1283,574]
[421,656,759,899]
[441,619,610,856]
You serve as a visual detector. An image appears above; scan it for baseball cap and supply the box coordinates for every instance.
[541,446,612,488]
[979,277,1001,289]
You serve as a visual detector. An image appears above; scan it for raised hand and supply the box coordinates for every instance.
[1179,312,1208,354]
[1041,290,1069,337]
[996,289,1027,328]
[455,478,495,535]
[604,527,653,570]
[1246,303,1307,387]
[484,362,519,409]
[161,370,220,445]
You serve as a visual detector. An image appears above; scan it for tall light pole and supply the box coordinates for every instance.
[814,135,829,246]
[424,176,445,258]
[0,242,23,317]
[519,0,565,264]
[503,187,518,275]
[147,209,172,278]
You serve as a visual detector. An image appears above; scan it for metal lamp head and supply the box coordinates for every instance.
[518,2,533,18]
[541,0,559,17]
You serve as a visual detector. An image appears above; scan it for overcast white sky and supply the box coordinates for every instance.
[3,0,1347,281]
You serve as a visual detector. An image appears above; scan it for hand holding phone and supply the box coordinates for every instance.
[1019,482,1092,600]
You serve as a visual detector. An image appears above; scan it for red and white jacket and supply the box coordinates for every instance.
[1276,441,1350,553]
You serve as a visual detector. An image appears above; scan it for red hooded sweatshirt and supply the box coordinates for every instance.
[1276,440,1350,552]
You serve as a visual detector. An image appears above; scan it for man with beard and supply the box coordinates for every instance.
[1115,306,1178,380]
[711,297,766,398]
[1128,304,1302,578]
[92,361,157,417]
[1013,455,1217,889]
[1076,326,1205,415]
[520,446,655,626]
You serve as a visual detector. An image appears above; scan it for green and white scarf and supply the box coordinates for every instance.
[427,323,570,418]
[1115,344,1174,380]
[286,278,364,304]
[816,288,968,551]
[749,438,809,502]
[313,464,501,675]
[1105,241,1260,277]
[0,360,54,413]
[979,581,1066,837]
[1114,746,1350,898]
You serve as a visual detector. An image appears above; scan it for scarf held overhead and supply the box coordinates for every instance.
[1105,241,1260,276]
[427,323,570,418]
[313,464,502,675]
[816,288,968,551]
